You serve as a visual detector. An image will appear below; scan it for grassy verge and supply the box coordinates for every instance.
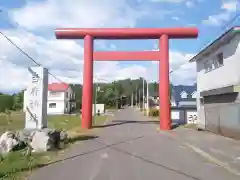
[0,112,108,134]
[0,112,109,180]
[0,151,57,180]
[183,123,198,129]
[0,112,25,134]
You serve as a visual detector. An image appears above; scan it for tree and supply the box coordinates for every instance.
[69,78,173,109]
[12,91,24,110]
[0,94,14,112]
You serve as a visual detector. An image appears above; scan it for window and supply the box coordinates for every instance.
[191,91,197,98]
[49,91,60,97]
[181,91,188,99]
[50,91,57,95]
[205,53,224,72]
[204,60,213,73]
[215,53,223,67]
[49,103,56,108]
[66,92,68,98]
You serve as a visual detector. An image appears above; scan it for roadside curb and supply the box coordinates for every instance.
[156,128,240,176]
[183,143,240,176]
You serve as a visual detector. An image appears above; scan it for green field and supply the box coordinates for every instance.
[0,112,107,134]
[0,111,109,180]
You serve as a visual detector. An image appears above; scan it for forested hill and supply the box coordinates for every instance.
[0,78,172,112]
[71,78,172,108]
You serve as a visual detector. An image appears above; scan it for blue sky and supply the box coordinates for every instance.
[0,0,239,93]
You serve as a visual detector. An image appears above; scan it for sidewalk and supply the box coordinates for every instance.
[140,109,240,175]
[169,127,240,174]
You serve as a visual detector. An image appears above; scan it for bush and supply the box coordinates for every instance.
[148,108,159,117]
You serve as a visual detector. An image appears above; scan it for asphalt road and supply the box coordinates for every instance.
[27,108,239,180]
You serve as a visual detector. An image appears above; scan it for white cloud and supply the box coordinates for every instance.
[172,16,180,20]
[186,1,195,7]
[171,62,196,85]
[0,0,197,93]
[202,12,231,26]
[202,0,239,26]
[152,51,196,85]
[150,0,201,7]
[150,0,186,2]
[0,57,29,93]
[221,0,239,12]
[10,0,169,31]
[0,29,157,93]
[0,30,84,71]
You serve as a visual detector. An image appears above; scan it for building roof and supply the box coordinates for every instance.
[172,84,197,103]
[189,26,240,62]
[48,83,69,92]
[149,84,196,102]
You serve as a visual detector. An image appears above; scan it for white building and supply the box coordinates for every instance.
[24,83,76,115]
[189,26,240,139]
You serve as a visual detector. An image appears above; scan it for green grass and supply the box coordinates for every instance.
[0,111,109,180]
[183,123,197,129]
[0,151,53,180]
[0,112,25,134]
[0,112,108,134]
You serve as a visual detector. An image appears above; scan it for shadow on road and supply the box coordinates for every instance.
[67,135,98,144]
[29,136,200,180]
[0,135,99,179]
[93,120,158,128]
[93,120,179,129]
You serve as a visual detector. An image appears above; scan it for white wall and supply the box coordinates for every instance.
[47,101,65,115]
[92,104,105,114]
[197,35,240,92]
[48,91,64,101]
[24,86,74,115]
[196,34,240,129]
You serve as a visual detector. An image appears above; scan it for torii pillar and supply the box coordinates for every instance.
[55,28,198,130]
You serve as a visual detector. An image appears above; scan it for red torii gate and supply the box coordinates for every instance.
[55,28,198,130]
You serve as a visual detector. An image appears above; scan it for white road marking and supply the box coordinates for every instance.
[101,152,109,159]
[89,152,109,180]
[184,143,240,176]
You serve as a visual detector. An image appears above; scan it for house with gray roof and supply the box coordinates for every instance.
[189,26,240,139]
[149,84,197,108]
[171,84,197,108]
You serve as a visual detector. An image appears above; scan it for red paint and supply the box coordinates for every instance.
[55,28,198,130]
[48,83,69,91]
[94,51,161,61]
[55,28,198,39]
[159,35,171,130]
[81,35,93,129]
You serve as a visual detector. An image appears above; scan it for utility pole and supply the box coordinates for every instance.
[135,86,137,106]
[146,81,149,116]
[142,78,145,112]
[131,92,133,107]
[138,89,140,108]
[93,83,98,124]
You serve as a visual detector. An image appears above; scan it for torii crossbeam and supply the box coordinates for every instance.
[55,28,198,130]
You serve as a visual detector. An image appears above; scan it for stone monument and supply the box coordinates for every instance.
[25,66,48,129]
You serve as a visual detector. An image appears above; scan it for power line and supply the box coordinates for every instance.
[0,31,66,83]
[0,31,66,84]
[0,31,41,66]
[0,9,67,84]
[170,13,240,75]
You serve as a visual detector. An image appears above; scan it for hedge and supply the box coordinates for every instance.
[148,108,159,117]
